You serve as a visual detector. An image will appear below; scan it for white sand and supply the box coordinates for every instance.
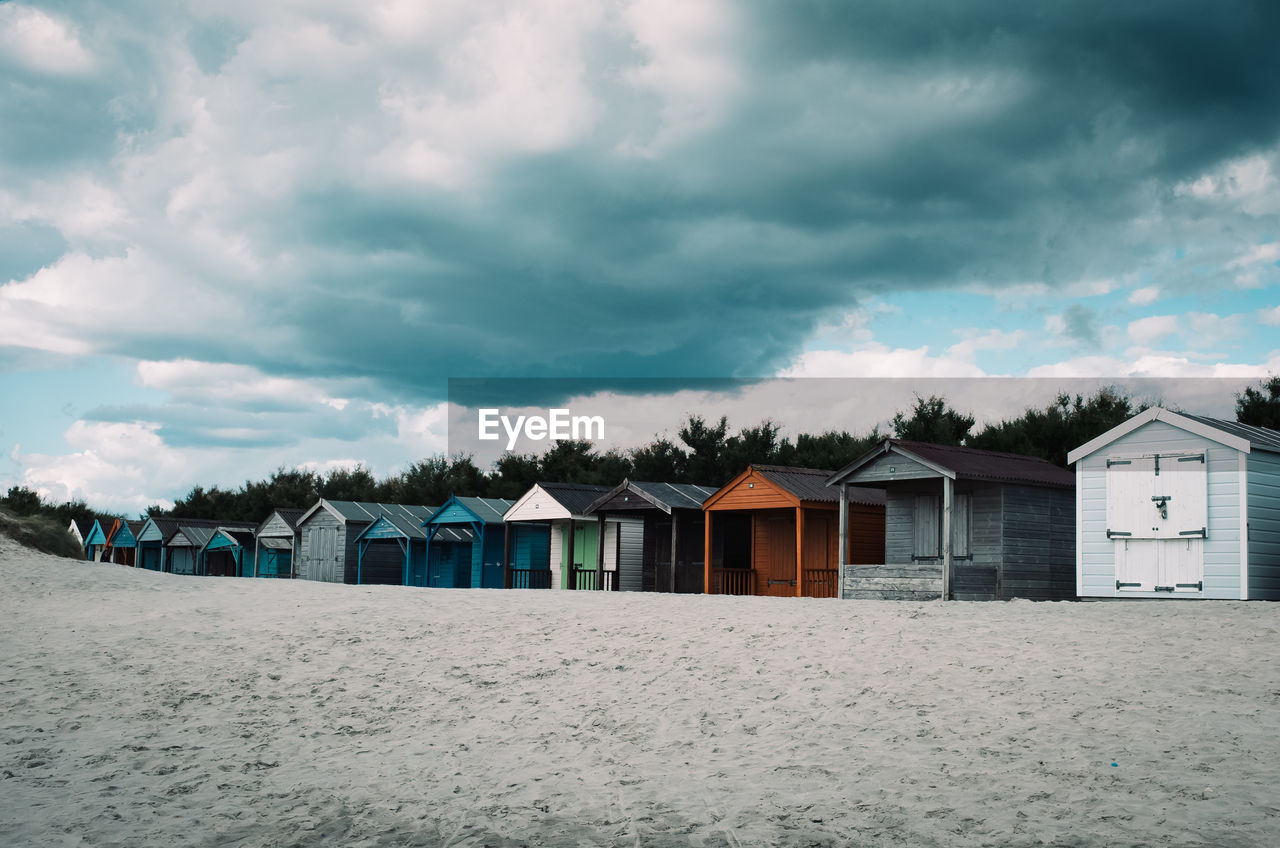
[2,536,1279,847]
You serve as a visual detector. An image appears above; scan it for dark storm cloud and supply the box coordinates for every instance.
[5,1,1279,412]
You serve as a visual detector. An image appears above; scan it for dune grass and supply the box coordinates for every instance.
[0,507,83,559]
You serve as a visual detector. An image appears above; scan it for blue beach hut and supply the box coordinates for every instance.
[352,507,473,586]
[421,496,514,588]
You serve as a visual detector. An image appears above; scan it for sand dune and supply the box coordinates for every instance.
[2,535,1279,847]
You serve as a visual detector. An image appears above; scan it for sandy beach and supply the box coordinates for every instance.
[2,535,1278,847]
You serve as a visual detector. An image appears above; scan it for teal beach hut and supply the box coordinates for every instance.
[421,496,514,588]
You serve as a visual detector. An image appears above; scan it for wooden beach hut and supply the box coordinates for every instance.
[702,465,886,598]
[585,480,717,593]
[165,520,255,575]
[827,440,1074,601]
[136,517,202,572]
[421,496,515,589]
[352,507,473,587]
[198,527,257,577]
[253,508,303,578]
[107,520,140,566]
[1067,409,1280,600]
[502,483,643,590]
[296,499,469,584]
[82,517,108,563]
[68,518,92,554]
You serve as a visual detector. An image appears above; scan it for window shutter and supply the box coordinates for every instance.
[913,495,939,558]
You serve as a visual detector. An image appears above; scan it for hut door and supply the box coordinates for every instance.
[1115,538,1203,593]
[765,516,796,597]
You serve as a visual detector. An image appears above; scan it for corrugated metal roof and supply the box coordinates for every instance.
[752,465,889,505]
[537,482,612,515]
[1179,414,1280,454]
[453,496,515,525]
[161,517,254,545]
[889,441,1075,488]
[355,507,474,543]
[631,481,719,511]
[271,508,305,529]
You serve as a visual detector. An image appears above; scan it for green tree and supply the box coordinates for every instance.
[629,438,686,482]
[678,415,729,484]
[1235,375,1280,430]
[968,387,1146,467]
[3,486,42,516]
[318,465,378,502]
[891,395,975,446]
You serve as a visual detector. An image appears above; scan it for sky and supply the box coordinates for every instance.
[1,0,1278,514]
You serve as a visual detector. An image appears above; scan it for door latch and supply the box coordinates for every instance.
[1151,495,1171,520]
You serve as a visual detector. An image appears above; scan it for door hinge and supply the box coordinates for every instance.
[1177,454,1205,464]
[1107,529,1132,539]
[1178,527,1206,538]
[1175,582,1203,591]
[1106,458,1132,468]
[1116,581,1142,589]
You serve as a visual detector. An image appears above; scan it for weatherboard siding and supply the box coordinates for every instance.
[1077,419,1243,599]
[1247,449,1280,600]
[848,452,939,483]
[298,510,345,583]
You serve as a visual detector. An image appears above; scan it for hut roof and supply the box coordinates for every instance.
[829,440,1074,489]
[585,479,719,515]
[1067,408,1280,465]
[355,510,473,543]
[537,482,612,515]
[749,466,848,503]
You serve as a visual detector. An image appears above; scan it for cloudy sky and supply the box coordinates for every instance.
[1,1,1278,513]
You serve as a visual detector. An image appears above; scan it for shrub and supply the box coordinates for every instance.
[0,507,85,559]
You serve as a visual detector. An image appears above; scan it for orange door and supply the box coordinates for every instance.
[764,515,796,597]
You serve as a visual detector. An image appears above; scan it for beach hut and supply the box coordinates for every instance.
[253,508,303,578]
[295,499,455,584]
[198,527,257,577]
[67,518,92,553]
[107,520,141,566]
[585,480,717,593]
[1067,409,1280,600]
[165,520,255,575]
[421,496,515,589]
[502,483,643,590]
[702,465,886,598]
[351,507,474,587]
[135,517,198,572]
[81,517,109,563]
[827,440,1075,601]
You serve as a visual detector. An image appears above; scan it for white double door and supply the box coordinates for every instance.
[1108,453,1207,593]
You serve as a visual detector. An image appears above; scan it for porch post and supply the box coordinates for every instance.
[503,522,512,589]
[595,513,606,590]
[942,475,953,601]
[838,483,849,600]
[669,510,679,593]
[253,537,261,578]
[566,518,576,590]
[795,506,804,598]
[704,509,713,594]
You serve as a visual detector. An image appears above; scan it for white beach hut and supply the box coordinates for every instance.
[1067,408,1280,599]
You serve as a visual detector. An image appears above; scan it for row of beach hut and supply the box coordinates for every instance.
[74,409,1280,600]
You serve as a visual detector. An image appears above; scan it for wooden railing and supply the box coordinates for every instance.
[570,566,617,591]
[509,568,553,589]
[712,568,755,596]
[802,568,840,598]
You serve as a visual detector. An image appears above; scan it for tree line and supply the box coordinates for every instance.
[4,377,1279,526]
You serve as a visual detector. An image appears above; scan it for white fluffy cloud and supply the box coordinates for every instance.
[1126,315,1179,346]
[0,4,93,75]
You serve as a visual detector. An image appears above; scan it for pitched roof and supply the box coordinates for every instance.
[537,482,613,515]
[829,440,1074,489]
[585,479,720,515]
[354,510,473,543]
[168,520,255,547]
[1066,407,1280,464]
[753,464,893,504]
[1178,414,1280,453]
